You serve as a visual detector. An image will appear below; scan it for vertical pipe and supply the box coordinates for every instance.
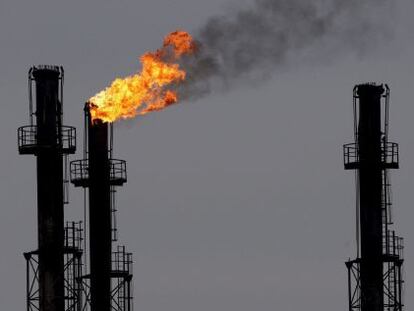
[87,105,112,311]
[26,254,30,311]
[398,264,402,311]
[33,68,65,311]
[347,264,352,311]
[76,251,83,311]
[356,84,384,311]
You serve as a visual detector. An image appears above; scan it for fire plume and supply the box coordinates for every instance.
[89,30,196,123]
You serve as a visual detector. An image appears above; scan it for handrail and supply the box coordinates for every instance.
[18,125,76,153]
[343,142,399,167]
[70,158,127,184]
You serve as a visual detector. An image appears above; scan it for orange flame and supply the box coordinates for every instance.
[89,30,196,123]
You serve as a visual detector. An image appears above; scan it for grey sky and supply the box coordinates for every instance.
[1,0,414,311]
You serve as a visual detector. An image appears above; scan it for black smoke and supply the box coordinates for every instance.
[178,0,393,99]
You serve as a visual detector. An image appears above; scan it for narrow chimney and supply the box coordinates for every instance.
[344,84,404,311]
[86,105,112,311]
[18,65,77,311]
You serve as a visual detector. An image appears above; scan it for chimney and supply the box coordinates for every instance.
[18,65,76,311]
[344,84,404,311]
[70,104,132,311]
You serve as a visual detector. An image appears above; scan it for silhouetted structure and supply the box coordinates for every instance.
[70,104,133,311]
[343,84,404,311]
[18,65,79,311]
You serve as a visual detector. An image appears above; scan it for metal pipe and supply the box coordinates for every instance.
[86,104,112,311]
[356,84,384,311]
[33,67,65,311]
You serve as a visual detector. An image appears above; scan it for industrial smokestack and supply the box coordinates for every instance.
[344,84,404,311]
[18,65,76,311]
[70,105,132,311]
[86,104,112,311]
[34,67,65,311]
[356,84,384,311]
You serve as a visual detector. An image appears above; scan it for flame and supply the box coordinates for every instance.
[89,30,196,123]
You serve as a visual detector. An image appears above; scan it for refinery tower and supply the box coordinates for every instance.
[18,65,133,311]
[343,84,404,311]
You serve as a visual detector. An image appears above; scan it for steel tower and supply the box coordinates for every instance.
[343,84,404,311]
[70,104,133,311]
[18,66,79,311]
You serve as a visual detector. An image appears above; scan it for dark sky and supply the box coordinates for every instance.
[1,0,414,310]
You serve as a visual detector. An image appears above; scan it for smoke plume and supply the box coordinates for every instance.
[179,0,393,100]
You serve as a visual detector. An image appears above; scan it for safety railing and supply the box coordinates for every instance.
[70,158,127,187]
[18,125,76,154]
[383,230,404,258]
[343,142,399,169]
[64,221,83,251]
[112,245,133,275]
[110,159,127,185]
